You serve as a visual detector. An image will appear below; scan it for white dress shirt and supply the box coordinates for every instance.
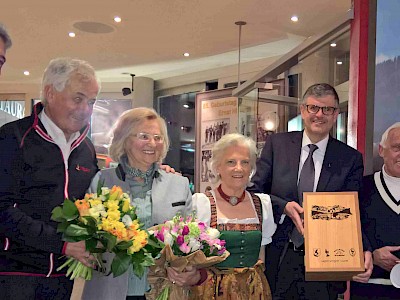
[298,132,329,191]
[39,110,80,169]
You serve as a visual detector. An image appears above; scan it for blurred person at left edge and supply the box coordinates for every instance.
[0,57,100,300]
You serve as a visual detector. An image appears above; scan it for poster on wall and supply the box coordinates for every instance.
[373,0,400,171]
[195,88,238,193]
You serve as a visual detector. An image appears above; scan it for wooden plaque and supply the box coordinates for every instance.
[303,192,364,281]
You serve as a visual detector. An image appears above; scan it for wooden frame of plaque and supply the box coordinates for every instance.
[303,192,364,281]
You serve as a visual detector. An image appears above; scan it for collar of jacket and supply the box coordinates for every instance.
[115,163,160,182]
[31,102,91,142]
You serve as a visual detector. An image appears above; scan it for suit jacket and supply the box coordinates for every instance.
[250,131,364,245]
[82,165,192,300]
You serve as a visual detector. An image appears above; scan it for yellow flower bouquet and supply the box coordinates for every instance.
[51,184,157,280]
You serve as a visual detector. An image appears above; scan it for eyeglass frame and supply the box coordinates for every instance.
[131,132,164,143]
[303,104,338,116]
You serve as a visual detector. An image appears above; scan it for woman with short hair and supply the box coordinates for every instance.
[190,133,276,299]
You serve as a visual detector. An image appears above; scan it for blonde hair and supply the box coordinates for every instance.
[109,107,170,163]
[209,133,257,184]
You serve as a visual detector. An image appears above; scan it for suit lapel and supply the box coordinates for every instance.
[317,136,335,191]
[289,132,303,195]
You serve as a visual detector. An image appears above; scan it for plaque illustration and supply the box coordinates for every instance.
[311,205,352,220]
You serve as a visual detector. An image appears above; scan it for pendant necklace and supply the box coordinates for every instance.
[217,184,245,206]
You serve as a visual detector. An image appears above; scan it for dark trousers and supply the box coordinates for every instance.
[273,245,343,300]
[126,296,146,300]
[351,281,400,300]
[0,275,73,300]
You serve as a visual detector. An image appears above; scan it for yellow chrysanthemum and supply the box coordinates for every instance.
[106,200,119,211]
[122,199,131,212]
[107,210,120,221]
[129,220,140,231]
[128,230,148,253]
[109,186,123,201]
[89,198,102,207]
[101,218,112,231]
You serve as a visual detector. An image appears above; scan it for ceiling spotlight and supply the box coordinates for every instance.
[68,32,76,38]
[122,73,135,96]
[114,16,122,23]
[23,71,30,76]
[183,104,189,108]
[330,42,337,47]
[290,15,299,22]
[337,61,343,65]
[183,52,190,57]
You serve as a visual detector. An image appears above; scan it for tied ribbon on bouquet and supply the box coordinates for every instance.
[51,183,158,280]
[145,213,230,300]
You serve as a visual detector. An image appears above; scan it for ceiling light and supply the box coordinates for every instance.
[183,52,190,57]
[183,104,189,108]
[114,16,122,23]
[68,32,76,38]
[337,61,343,65]
[290,15,299,22]
[23,71,30,76]
[330,42,337,47]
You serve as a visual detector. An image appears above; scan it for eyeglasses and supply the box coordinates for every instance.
[132,132,164,143]
[303,104,337,115]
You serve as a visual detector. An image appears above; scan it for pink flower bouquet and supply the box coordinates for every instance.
[145,213,229,300]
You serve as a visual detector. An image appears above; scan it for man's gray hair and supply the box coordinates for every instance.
[0,23,12,49]
[301,83,340,106]
[380,122,400,148]
[41,57,100,105]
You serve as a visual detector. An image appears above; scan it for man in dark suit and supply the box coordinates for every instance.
[250,83,371,299]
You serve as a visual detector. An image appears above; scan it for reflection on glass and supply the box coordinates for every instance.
[91,99,132,155]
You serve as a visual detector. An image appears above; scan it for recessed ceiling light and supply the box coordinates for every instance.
[291,15,299,22]
[337,61,343,65]
[183,52,190,57]
[330,42,337,47]
[183,104,189,108]
[68,32,76,38]
[114,16,122,23]
[23,71,30,76]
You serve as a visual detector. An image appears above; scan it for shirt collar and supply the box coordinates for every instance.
[302,131,329,154]
[39,109,80,143]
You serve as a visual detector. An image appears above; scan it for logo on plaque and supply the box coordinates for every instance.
[313,248,320,257]
[311,205,352,220]
[334,249,345,256]
[349,248,356,256]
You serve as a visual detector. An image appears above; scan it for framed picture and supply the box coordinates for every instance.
[195,88,238,193]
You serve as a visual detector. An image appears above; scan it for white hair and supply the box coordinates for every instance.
[40,57,100,105]
[209,133,257,184]
[380,122,400,148]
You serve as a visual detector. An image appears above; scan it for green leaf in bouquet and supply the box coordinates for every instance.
[62,234,88,242]
[132,262,145,278]
[57,221,70,233]
[80,217,97,235]
[62,199,79,221]
[65,224,90,237]
[85,238,98,251]
[142,252,155,267]
[98,231,117,252]
[115,240,133,251]
[96,179,105,196]
[111,251,131,277]
[51,206,66,222]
